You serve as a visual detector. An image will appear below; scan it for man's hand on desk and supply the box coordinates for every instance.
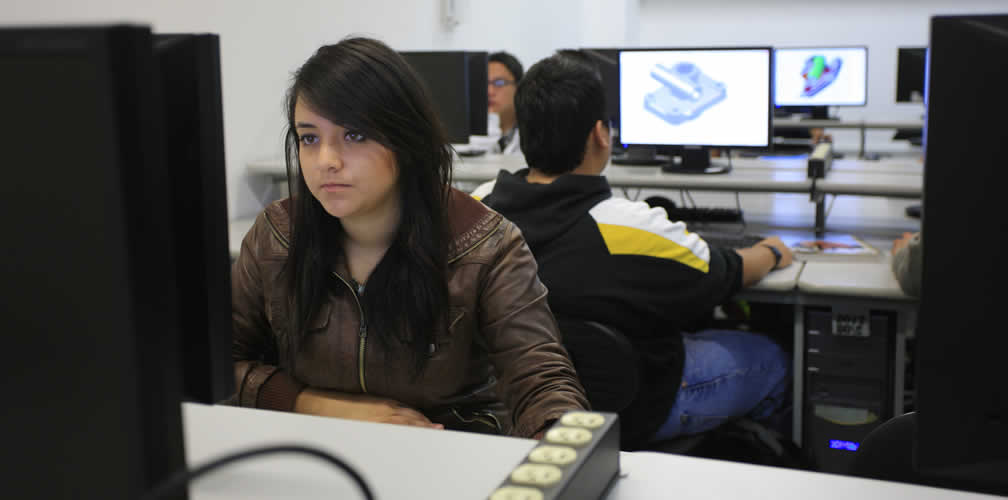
[294,388,444,430]
[757,236,794,270]
[736,236,794,287]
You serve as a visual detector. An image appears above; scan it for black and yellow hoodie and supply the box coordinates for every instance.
[474,169,744,448]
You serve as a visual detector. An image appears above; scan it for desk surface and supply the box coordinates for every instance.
[799,251,913,300]
[182,403,998,500]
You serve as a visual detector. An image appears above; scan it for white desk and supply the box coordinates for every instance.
[182,403,999,500]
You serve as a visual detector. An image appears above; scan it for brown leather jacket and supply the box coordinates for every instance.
[232,189,588,437]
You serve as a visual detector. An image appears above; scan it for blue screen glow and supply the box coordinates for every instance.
[829,440,860,451]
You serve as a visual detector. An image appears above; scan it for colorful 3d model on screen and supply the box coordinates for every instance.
[801,55,842,97]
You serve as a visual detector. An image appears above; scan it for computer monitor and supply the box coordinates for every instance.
[618,47,772,173]
[577,48,621,128]
[896,47,927,103]
[2,25,235,499]
[154,33,234,404]
[1,25,187,499]
[467,51,489,136]
[774,46,868,113]
[400,50,486,144]
[915,14,1008,496]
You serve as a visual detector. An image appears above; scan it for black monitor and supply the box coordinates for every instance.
[1,25,234,499]
[400,50,487,144]
[916,14,1008,496]
[576,48,621,128]
[618,47,773,173]
[154,33,234,404]
[1,25,187,498]
[467,51,489,136]
[896,47,927,103]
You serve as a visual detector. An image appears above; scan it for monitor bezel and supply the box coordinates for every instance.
[618,45,774,149]
[773,45,869,108]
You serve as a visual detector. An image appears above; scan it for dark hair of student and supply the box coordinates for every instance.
[282,37,454,374]
[515,52,607,175]
[488,51,524,82]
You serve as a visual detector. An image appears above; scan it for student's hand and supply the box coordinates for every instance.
[892,232,915,254]
[294,388,444,429]
[756,236,794,269]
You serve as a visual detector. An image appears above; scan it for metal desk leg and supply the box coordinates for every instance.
[793,304,804,445]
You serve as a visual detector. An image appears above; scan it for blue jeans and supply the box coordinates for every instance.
[652,329,790,440]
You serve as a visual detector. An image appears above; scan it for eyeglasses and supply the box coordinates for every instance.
[488,78,515,88]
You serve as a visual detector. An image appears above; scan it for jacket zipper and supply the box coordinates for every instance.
[332,271,368,393]
[265,213,369,393]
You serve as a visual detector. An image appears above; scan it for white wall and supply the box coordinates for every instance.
[4,0,635,219]
[5,0,1004,218]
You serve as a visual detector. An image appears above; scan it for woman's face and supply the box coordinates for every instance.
[487,61,517,116]
[294,97,400,221]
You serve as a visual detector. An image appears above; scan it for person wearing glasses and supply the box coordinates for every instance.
[488,51,523,154]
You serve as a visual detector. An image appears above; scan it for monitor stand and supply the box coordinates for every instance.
[661,146,731,175]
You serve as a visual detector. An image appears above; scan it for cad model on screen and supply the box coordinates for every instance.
[644,61,726,126]
[801,55,842,97]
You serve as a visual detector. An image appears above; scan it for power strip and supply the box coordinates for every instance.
[487,411,620,500]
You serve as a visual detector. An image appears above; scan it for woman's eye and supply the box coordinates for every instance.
[299,134,319,146]
[344,130,366,143]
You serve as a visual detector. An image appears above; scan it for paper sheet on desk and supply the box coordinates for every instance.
[779,233,879,261]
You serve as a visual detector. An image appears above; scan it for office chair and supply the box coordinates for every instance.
[554,317,640,414]
[848,412,920,483]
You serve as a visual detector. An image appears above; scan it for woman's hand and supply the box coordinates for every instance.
[294,388,444,429]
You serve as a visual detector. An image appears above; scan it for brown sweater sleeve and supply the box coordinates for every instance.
[477,220,590,438]
[232,213,304,411]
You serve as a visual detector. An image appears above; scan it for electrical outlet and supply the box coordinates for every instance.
[510,464,564,487]
[544,427,593,447]
[560,412,605,429]
[489,486,544,500]
[528,445,578,466]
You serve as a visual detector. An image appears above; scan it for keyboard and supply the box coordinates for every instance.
[664,206,744,224]
[697,231,766,249]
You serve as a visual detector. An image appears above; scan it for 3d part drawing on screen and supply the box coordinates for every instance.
[644,62,726,125]
[801,55,842,97]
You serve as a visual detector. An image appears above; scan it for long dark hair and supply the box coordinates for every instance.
[282,37,453,374]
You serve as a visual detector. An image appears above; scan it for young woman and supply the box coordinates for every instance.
[232,37,587,438]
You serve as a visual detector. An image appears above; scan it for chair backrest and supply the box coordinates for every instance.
[555,317,641,413]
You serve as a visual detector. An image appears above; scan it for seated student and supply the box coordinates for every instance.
[891,231,922,296]
[232,38,588,439]
[488,51,523,154]
[473,52,792,448]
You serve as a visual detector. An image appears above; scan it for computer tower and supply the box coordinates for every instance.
[803,306,897,473]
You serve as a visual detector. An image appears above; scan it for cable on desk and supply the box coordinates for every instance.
[141,444,376,500]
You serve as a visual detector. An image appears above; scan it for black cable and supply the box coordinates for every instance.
[141,444,376,500]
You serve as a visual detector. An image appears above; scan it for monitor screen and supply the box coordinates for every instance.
[619,48,771,148]
[896,47,926,103]
[774,47,868,107]
[400,51,472,144]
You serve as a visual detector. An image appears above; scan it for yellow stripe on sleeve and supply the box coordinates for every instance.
[597,223,710,273]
